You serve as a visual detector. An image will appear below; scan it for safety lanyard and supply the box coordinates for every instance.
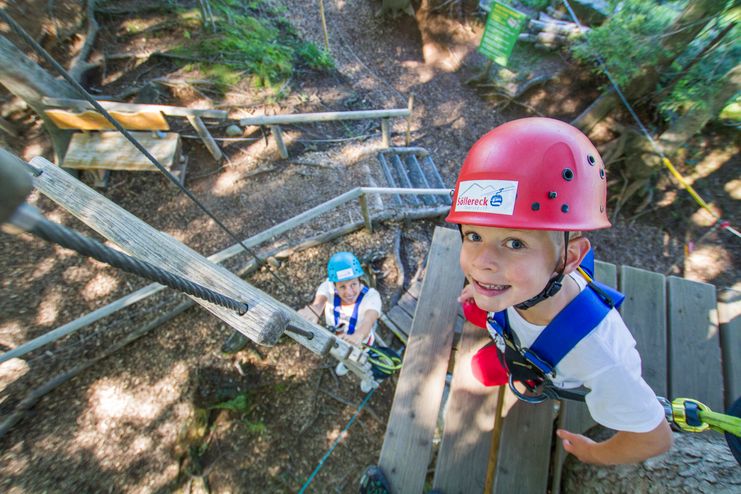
[333,286,368,334]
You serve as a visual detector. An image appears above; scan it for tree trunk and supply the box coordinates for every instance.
[0,35,79,160]
[657,64,741,156]
[561,427,741,493]
[573,0,726,133]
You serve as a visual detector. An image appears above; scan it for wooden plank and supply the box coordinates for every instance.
[619,266,668,397]
[62,131,180,171]
[551,260,615,494]
[239,107,410,126]
[43,97,228,119]
[718,288,741,408]
[387,306,412,336]
[407,279,422,299]
[433,322,501,493]
[270,125,288,159]
[398,292,417,318]
[27,156,337,355]
[186,115,222,161]
[667,276,723,411]
[45,109,169,131]
[493,398,556,494]
[379,227,464,494]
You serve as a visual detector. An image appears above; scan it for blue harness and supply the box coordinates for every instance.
[486,250,625,402]
[332,285,368,335]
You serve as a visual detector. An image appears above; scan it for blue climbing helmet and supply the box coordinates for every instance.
[327,252,364,282]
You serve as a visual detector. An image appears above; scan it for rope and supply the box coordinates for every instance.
[561,0,740,240]
[299,387,376,493]
[27,208,248,314]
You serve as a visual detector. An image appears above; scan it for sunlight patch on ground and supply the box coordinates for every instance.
[35,290,62,326]
[0,321,24,350]
[690,206,720,228]
[724,178,741,200]
[685,147,736,185]
[213,169,245,196]
[684,244,730,283]
[21,142,45,161]
[31,255,58,281]
[82,272,119,301]
[0,358,30,391]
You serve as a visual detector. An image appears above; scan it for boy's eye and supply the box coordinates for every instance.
[463,231,481,242]
[505,239,525,249]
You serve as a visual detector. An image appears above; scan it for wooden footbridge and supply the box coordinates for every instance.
[376,226,739,494]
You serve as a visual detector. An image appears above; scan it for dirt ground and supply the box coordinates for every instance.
[0,1,738,493]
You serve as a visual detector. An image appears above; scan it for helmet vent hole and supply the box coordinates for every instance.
[587,155,596,165]
[599,168,605,179]
[562,168,574,181]
[531,202,541,211]
[561,204,569,213]
[548,191,557,199]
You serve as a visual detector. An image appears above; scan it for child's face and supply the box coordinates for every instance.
[335,278,362,304]
[459,224,561,313]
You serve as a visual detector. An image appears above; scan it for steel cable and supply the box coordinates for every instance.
[30,217,248,315]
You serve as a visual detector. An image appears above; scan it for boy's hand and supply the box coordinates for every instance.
[297,306,319,324]
[339,332,364,346]
[556,429,600,465]
[457,283,476,303]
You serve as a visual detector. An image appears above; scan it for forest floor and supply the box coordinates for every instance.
[0,1,738,493]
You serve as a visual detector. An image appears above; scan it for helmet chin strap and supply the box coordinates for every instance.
[515,232,570,310]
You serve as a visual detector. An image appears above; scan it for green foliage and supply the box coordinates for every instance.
[210,393,250,413]
[570,0,679,87]
[520,0,549,9]
[658,11,740,119]
[173,0,333,91]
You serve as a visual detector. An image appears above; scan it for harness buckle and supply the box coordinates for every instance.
[508,374,549,404]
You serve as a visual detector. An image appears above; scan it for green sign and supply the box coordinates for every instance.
[478,1,528,67]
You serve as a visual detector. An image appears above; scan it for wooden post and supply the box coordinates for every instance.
[26,156,330,349]
[381,118,390,148]
[318,0,330,52]
[186,115,223,162]
[271,125,289,159]
[405,94,414,146]
[359,192,372,233]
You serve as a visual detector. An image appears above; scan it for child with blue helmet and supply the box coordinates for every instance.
[298,252,382,389]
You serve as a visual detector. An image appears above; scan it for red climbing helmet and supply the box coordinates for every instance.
[446,117,610,231]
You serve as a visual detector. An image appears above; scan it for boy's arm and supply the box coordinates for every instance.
[556,419,673,465]
[297,294,328,324]
[340,309,379,346]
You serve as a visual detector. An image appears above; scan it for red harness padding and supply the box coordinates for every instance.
[462,299,508,386]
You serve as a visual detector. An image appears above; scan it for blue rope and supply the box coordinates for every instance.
[299,387,377,494]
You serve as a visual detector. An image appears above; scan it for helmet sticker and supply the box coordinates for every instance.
[335,267,356,280]
[454,180,518,216]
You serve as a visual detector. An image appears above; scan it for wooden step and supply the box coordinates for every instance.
[61,131,181,172]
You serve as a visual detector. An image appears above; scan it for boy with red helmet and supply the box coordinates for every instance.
[448,118,672,465]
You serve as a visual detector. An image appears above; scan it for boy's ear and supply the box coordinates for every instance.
[563,236,591,275]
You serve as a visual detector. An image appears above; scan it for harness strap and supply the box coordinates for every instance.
[333,285,368,334]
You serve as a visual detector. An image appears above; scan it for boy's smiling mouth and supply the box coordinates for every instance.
[472,279,510,295]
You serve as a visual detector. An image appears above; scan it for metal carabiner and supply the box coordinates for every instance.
[508,374,549,404]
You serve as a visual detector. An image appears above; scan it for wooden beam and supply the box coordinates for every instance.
[379,226,464,494]
[42,97,228,119]
[667,276,722,411]
[27,156,326,351]
[433,321,500,493]
[186,114,223,161]
[45,108,170,131]
[381,117,390,147]
[718,288,741,408]
[271,125,288,159]
[240,108,410,126]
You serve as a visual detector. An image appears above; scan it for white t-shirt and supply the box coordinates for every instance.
[490,273,666,433]
[316,280,382,345]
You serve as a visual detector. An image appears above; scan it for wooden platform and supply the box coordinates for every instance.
[62,131,182,172]
[377,226,739,494]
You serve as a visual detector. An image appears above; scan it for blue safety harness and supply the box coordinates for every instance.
[486,250,626,402]
[332,285,369,335]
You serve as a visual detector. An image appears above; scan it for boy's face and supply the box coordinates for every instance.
[459,224,561,313]
[335,278,362,304]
